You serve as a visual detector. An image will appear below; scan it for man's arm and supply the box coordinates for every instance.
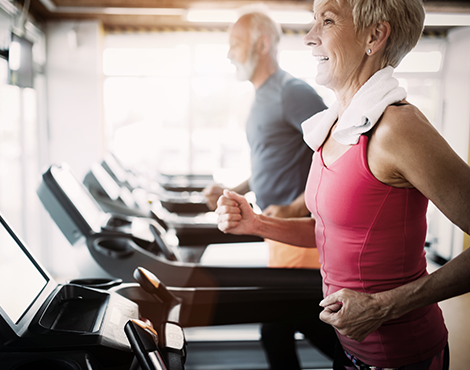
[203,178,250,211]
[231,178,250,195]
[263,192,309,218]
[282,79,327,130]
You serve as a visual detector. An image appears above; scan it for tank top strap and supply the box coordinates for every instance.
[363,102,410,138]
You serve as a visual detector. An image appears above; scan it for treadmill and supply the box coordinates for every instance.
[103,152,214,193]
[37,162,323,325]
[0,208,330,370]
[0,210,185,370]
[37,164,332,369]
[83,161,261,245]
[83,161,160,219]
[101,154,210,215]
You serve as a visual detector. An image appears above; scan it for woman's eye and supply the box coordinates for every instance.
[324,19,333,25]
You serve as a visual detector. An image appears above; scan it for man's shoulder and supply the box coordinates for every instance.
[278,70,310,87]
[278,71,317,97]
[279,72,324,110]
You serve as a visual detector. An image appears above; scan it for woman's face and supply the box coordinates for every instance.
[304,0,369,92]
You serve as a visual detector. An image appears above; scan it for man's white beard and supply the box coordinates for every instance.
[233,48,258,81]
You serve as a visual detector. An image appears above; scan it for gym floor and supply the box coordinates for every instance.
[429,261,470,370]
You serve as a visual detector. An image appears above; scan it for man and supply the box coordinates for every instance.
[203,10,338,370]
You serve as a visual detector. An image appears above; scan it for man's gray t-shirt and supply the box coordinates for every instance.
[246,69,327,211]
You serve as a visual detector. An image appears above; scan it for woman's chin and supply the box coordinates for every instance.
[315,74,331,88]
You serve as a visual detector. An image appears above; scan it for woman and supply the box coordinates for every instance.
[216,0,470,368]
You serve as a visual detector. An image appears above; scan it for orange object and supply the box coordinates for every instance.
[265,239,321,269]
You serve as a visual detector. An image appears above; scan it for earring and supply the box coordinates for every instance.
[367,49,372,54]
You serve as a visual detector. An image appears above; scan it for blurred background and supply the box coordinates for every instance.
[0,0,469,281]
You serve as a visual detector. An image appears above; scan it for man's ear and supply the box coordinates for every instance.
[367,21,391,55]
[256,35,271,56]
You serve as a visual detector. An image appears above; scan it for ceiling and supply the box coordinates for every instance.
[22,0,470,32]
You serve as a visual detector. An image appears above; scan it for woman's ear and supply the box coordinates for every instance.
[367,21,391,55]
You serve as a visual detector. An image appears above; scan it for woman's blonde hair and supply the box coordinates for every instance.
[316,0,425,68]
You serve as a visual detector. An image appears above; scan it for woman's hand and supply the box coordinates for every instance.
[319,288,392,342]
[215,189,257,235]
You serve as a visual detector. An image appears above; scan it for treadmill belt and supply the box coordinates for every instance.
[185,340,333,370]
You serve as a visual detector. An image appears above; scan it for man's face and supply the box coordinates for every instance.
[227,17,258,81]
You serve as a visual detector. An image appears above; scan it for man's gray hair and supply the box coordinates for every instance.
[237,5,282,62]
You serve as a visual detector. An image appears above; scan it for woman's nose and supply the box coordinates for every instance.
[303,24,319,47]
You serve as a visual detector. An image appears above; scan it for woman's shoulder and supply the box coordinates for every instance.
[382,100,425,127]
[367,101,437,187]
[373,100,433,149]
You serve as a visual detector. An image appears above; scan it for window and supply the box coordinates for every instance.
[104,31,253,185]
[103,31,446,185]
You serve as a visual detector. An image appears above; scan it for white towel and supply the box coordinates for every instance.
[302,66,407,151]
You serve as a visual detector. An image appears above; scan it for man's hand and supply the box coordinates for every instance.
[319,288,392,342]
[203,184,225,211]
[264,204,296,218]
[263,192,309,218]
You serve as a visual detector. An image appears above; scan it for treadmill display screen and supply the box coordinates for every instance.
[0,220,48,324]
[91,163,121,201]
[55,168,104,232]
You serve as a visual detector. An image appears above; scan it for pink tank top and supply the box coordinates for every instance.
[305,134,448,367]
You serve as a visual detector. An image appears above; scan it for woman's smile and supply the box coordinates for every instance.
[315,55,329,64]
[304,1,372,95]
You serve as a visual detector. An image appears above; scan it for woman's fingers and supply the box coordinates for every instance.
[215,190,256,235]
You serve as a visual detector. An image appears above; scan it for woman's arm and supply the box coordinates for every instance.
[320,248,470,342]
[216,189,317,248]
[368,103,470,233]
[320,103,470,341]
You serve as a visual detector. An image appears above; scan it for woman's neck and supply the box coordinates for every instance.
[334,66,382,118]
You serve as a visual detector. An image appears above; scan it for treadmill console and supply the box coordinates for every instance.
[0,211,142,370]
[37,163,108,245]
[37,163,182,263]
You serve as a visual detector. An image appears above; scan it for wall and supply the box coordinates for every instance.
[436,26,470,259]
[46,20,105,179]
[44,20,109,279]
[0,4,49,265]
